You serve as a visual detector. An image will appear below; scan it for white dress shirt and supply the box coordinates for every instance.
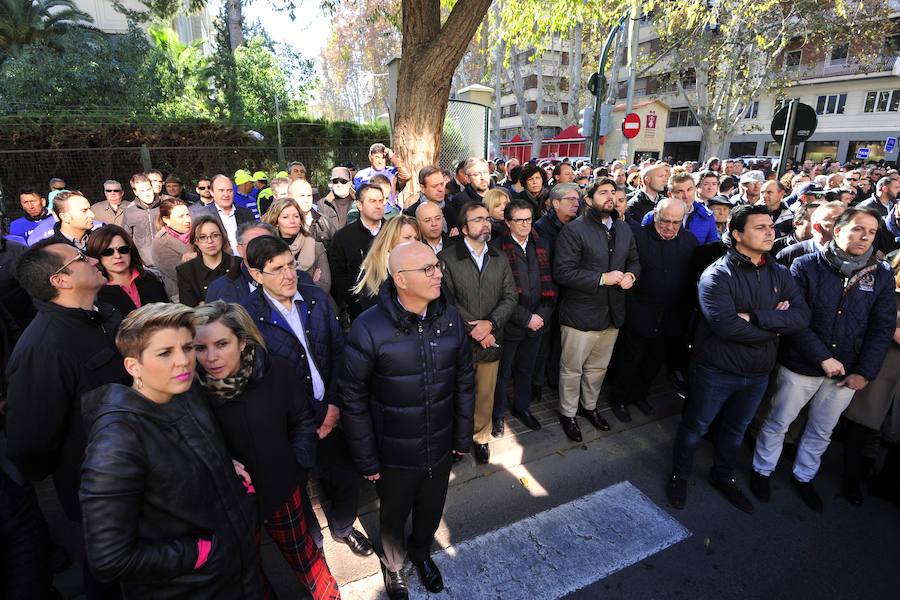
[263,288,326,401]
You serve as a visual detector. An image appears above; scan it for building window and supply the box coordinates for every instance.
[864,89,900,113]
[667,108,699,128]
[743,101,759,119]
[784,50,802,68]
[541,104,558,115]
[524,75,537,90]
[884,34,900,54]
[826,43,849,67]
[541,127,560,139]
[848,141,886,163]
[803,141,839,163]
[815,93,846,115]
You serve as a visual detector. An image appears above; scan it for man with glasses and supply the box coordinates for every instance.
[91,180,131,226]
[438,202,517,464]
[6,240,128,598]
[320,166,357,232]
[9,185,54,242]
[788,181,826,211]
[195,176,214,206]
[353,144,412,208]
[341,241,474,600]
[243,235,374,561]
[488,199,555,433]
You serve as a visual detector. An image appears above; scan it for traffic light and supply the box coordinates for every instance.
[579,107,594,137]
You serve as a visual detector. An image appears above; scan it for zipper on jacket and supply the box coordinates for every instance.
[418,320,433,478]
[828,277,850,351]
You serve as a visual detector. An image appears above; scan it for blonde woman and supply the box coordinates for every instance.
[352,215,420,313]
[262,197,331,295]
[483,188,510,239]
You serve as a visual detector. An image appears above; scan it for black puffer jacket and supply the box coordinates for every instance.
[339,279,475,476]
[204,350,318,520]
[79,383,261,599]
[553,208,641,332]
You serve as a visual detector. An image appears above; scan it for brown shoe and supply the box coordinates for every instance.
[559,415,582,442]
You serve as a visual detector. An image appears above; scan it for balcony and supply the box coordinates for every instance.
[788,56,896,81]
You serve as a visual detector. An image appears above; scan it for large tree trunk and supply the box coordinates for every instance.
[226,0,243,50]
[393,0,493,175]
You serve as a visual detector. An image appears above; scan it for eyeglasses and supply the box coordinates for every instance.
[467,216,489,225]
[258,261,298,278]
[397,263,441,278]
[846,178,859,183]
[197,185,210,190]
[99,245,131,257]
[51,250,87,278]
[104,189,123,193]
[331,178,349,185]
[52,186,65,191]
[509,217,533,225]
[196,233,222,243]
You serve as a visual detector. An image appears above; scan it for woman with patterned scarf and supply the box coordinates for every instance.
[192,301,341,600]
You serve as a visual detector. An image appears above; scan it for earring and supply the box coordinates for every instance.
[137,377,143,390]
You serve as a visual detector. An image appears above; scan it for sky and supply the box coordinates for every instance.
[241,2,332,62]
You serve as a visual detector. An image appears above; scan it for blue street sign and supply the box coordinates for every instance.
[857,147,870,160]
[886,137,897,153]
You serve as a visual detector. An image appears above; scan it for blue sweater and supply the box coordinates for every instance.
[641,200,719,245]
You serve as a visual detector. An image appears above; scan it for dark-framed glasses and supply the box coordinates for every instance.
[100,245,131,257]
[331,178,349,185]
[397,263,441,278]
[51,250,87,278]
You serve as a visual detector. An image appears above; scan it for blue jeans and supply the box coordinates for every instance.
[672,361,769,482]
[493,335,543,418]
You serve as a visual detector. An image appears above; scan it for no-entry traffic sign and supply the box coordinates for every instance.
[622,113,641,139]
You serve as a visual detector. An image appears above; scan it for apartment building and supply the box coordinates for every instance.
[73,0,212,45]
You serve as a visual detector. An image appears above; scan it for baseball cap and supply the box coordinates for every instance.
[234,169,253,185]
[739,170,765,184]
[797,182,825,197]
[252,171,268,182]
[330,167,351,181]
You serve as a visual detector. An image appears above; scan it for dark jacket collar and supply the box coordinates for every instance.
[82,382,195,428]
[375,277,447,332]
[33,298,116,326]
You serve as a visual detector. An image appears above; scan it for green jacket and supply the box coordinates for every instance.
[438,239,518,363]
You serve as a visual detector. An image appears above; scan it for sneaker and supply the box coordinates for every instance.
[750,471,771,502]
[792,477,824,512]
[709,477,755,514]
[666,476,687,509]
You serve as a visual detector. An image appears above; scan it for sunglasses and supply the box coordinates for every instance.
[104,189,123,193]
[100,245,131,257]
[197,185,210,190]
[331,178,349,184]
[51,250,87,277]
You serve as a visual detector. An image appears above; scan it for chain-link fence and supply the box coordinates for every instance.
[0,144,372,222]
[439,99,490,171]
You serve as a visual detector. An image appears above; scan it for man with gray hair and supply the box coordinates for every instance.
[608,198,698,421]
[91,179,131,226]
[205,221,277,302]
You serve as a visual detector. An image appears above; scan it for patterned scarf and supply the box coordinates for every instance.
[197,344,256,405]
[500,231,555,299]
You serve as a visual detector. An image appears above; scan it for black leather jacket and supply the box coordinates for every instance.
[79,383,261,599]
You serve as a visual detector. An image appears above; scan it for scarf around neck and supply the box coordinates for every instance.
[825,239,874,278]
[197,344,255,405]
[500,231,555,299]
[166,226,192,246]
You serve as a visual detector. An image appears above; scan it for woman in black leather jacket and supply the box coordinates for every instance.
[79,303,262,599]
[192,301,340,600]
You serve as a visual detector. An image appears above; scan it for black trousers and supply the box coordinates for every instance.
[376,457,452,572]
[0,468,51,600]
[609,330,673,406]
[303,428,362,547]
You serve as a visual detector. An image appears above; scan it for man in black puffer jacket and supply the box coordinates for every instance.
[341,242,474,600]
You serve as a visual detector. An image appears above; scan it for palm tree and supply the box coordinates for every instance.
[148,26,215,112]
[0,0,97,64]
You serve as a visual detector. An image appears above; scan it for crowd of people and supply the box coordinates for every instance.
[0,143,898,600]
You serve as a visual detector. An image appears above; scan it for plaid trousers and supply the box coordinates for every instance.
[255,486,340,600]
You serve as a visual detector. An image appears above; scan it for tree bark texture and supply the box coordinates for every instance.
[394,0,494,174]
[226,0,244,50]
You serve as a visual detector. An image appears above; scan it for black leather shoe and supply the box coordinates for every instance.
[842,478,864,506]
[709,477,755,514]
[634,398,655,416]
[666,476,687,509]
[512,409,542,431]
[474,443,490,464]
[559,415,582,442]
[381,563,409,600]
[610,403,632,423]
[491,416,504,438]
[750,471,771,502]
[577,406,611,431]
[412,557,444,593]
[332,528,374,556]
[532,384,543,404]
[792,477,824,512]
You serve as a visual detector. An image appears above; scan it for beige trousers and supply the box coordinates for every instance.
[558,325,619,418]
[473,361,500,444]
